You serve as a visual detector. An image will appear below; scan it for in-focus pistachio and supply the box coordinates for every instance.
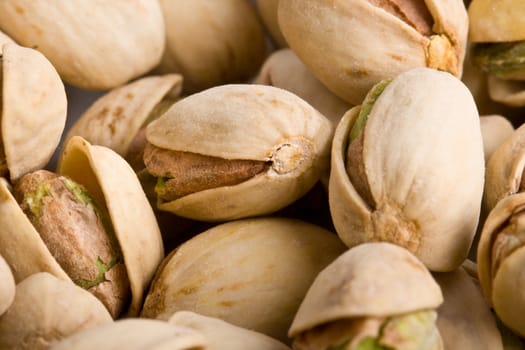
[0,254,14,317]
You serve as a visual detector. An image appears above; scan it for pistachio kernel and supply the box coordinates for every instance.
[472,41,525,81]
[368,0,434,36]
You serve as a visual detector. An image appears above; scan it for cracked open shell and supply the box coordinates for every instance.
[0,0,165,90]
[329,68,484,271]
[477,191,525,337]
[278,0,468,105]
[0,136,163,316]
[0,272,112,350]
[289,242,443,350]
[144,84,333,222]
[1,42,67,182]
[0,254,14,317]
[141,217,347,343]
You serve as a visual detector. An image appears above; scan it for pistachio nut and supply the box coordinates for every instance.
[253,48,352,126]
[0,30,14,46]
[433,267,503,350]
[50,319,206,350]
[278,0,468,105]
[0,254,14,317]
[141,217,347,343]
[289,242,443,350]
[0,272,112,350]
[477,191,525,337]
[144,84,333,222]
[0,42,67,182]
[169,311,291,350]
[480,115,514,163]
[329,68,484,271]
[487,76,525,107]
[156,0,266,93]
[0,0,165,90]
[256,0,287,48]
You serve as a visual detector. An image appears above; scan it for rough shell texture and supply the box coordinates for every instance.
[488,76,525,107]
[289,242,443,337]
[329,68,484,271]
[468,0,525,42]
[256,0,287,47]
[278,0,468,104]
[480,115,515,163]
[141,217,347,343]
[58,136,164,316]
[0,272,112,350]
[0,254,15,316]
[146,84,333,221]
[156,0,266,93]
[0,0,165,90]
[169,311,291,350]
[433,267,503,350]
[2,42,67,182]
[65,74,183,156]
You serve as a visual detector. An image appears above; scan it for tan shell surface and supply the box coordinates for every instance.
[2,42,67,182]
[0,0,165,90]
[433,268,503,350]
[468,0,525,42]
[0,254,15,316]
[0,30,14,46]
[157,0,266,93]
[141,217,347,343]
[329,68,484,271]
[0,272,112,350]
[480,115,515,163]
[289,242,443,337]
[257,0,287,48]
[278,0,467,105]
[169,311,291,350]
[65,74,183,156]
[253,48,351,126]
[51,319,206,350]
[146,84,333,221]
[58,136,164,316]
[488,76,525,107]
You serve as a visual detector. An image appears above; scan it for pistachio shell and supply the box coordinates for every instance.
[0,272,112,350]
[329,68,484,271]
[1,42,67,182]
[480,115,514,163]
[58,136,164,316]
[468,0,525,42]
[0,30,14,46]
[169,311,291,350]
[488,75,525,107]
[51,319,206,350]
[0,254,15,316]
[278,0,468,104]
[156,0,266,93]
[145,84,333,221]
[289,242,443,337]
[141,217,346,343]
[0,0,165,90]
[256,0,287,48]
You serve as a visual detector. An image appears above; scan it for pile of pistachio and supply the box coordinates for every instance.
[0,0,525,349]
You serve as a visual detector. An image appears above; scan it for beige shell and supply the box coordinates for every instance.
[256,0,287,48]
[468,0,525,42]
[480,115,514,163]
[289,242,443,337]
[141,217,347,343]
[146,84,333,221]
[329,68,484,271]
[278,0,468,105]
[487,76,525,107]
[156,0,266,93]
[0,0,165,90]
[0,30,14,46]
[65,74,183,156]
[50,319,206,350]
[0,254,15,316]
[0,136,163,316]
[0,272,112,350]
[433,267,503,350]
[477,192,525,337]
[253,48,351,126]
[169,311,291,350]
[1,42,67,182]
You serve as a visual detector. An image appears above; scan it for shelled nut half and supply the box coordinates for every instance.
[279,0,468,105]
[0,254,14,317]
[1,42,67,182]
[144,84,333,221]
[329,68,484,271]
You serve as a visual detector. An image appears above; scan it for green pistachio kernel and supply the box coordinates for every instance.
[472,41,525,80]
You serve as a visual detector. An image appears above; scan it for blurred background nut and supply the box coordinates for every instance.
[0,0,165,90]
[156,0,266,94]
[278,0,468,105]
[289,242,444,350]
[0,255,15,317]
[0,272,112,350]
[480,115,515,163]
[256,0,287,48]
[141,217,346,344]
[0,42,67,182]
